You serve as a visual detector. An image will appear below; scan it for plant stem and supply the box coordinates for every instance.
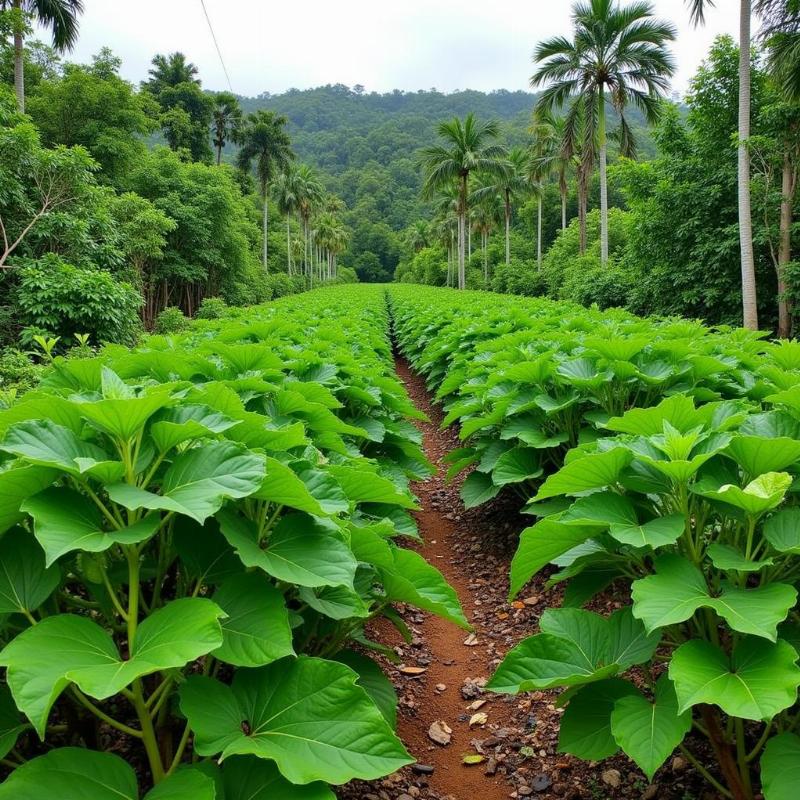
[678,744,734,799]
[70,687,142,738]
[132,680,165,783]
[168,721,192,775]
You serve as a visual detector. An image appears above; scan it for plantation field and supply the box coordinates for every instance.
[1,283,800,799]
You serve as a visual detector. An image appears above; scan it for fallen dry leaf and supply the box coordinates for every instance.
[468,699,487,711]
[463,633,479,647]
[462,754,485,765]
[428,720,452,746]
[469,712,488,727]
[399,666,427,676]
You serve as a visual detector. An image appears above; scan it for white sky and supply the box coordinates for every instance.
[42,0,742,97]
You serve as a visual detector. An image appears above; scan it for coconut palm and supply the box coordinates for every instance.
[273,164,302,275]
[211,92,242,166]
[688,0,758,328]
[3,0,83,112]
[419,114,509,289]
[236,111,294,272]
[533,0,675,268]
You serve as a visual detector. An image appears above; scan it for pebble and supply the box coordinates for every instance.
[601,768,622,788]
[411,764,435,775]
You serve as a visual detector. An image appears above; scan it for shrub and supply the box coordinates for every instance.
[15,255,142,346]
[195,296,229,320]
[0,347,41,395]
[153,305,189,334]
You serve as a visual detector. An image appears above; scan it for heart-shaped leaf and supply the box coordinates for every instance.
[760,733,800,800]
[180,656,412,783]
[0,528,59,615]
[221,756,334,799]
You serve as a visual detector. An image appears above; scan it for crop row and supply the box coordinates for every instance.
[389,285,800,800]
[0,285,467,799]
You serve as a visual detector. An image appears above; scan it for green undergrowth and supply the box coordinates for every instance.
[389,284,800,800]
[0,284,469,799]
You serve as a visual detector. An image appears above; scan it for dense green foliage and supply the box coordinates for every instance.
[0,284,467,798]
[390,283,800,799]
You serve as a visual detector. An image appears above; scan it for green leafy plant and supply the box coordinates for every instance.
[0,285,467,797]
[153,306,189,335]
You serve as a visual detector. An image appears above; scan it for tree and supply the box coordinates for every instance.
[236,110,294,272]
[26,53,156,183]
[419,113,508,289]
[143,52,199,93]
[211,91,242,166]
[1,0,82,113]
[532,0,675,267]
[530,110,575,232]
[756,0,800,100]
[469,182,503,281]
[273,164,301,274]
[688,0,759,329]
[294,164,324,282]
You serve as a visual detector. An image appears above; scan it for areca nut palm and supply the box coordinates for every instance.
[211,91,242,166]
[530,110,575,232]
[469,181,504,281]
[532,0,675,268]
[294,164,324,283]
[274,164,302,275]
[420,113,509,289]
[688,0,758,328]
[236,110,294,272]
[3,0,83,113]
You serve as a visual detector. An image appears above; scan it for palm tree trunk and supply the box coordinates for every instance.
[778,152,795,338]
[286,213,292,275]
[598,85,609,266]
[268,183,269,274]
[738,0,758,330]
[560,172,568,231]
[459,175,468,290]
[537,196,543,271]
[216,144,222,166]
[483,231,488,283]
[505,192,511,266]
[579,166,588,254]
[13,0,24,113]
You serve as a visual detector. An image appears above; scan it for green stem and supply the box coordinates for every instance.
[132,680,165,783]
[678,744,734,799]
[70,688,142,738]
[168,722,192,775]
[735,717,754,798]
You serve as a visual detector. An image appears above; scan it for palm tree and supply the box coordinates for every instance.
[530,110,576,232]
[236,111,294,272]
[533,0,675,268]
[274,165,302,275]
[688,0,758,329]
[419,114,509,289]
[294,165,324,284]
[469,185,503,282]
[406,220,431,252]
[3,0,83,113]
[211,92,242,166]
[756,0,800,99]
[144,52,200,93]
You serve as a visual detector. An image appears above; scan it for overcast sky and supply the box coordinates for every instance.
[44,0,742,98]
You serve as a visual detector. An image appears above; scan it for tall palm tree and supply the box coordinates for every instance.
[533,0,675,267]
[273,164,302,275]
[294,164,324,284]
[688,0,758,329]
[470,185,503,282]
[211,92,242,166]
[530,110,576,232]
[756,0,800,99]
[406,220,431,253]
[3,0,83,113]
[144,52,200,93]
[419,114,509,289]
[236,111,294,272]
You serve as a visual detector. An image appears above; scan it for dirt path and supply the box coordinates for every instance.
[386,357,514,800]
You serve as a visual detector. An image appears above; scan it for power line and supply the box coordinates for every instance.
[199,0,234,93]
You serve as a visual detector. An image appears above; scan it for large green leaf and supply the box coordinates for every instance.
[509,518,601,598]
[180,656,412,784]
[560,491,637,527]
[609,513,685,549]
[668,638,800,720]
[695,472,792,516]
[707,543,774,572]
[327,465,417,509]
[725,435,800,477]
[610,676,691,780]
[75,392,173,442]
[491,447,542,486]
[217,510,357,589]
[764,507,800,553]
[150,403,241,453]
[212,573,294,667]
[0,420,108,475]
[108,441,266,523]
[334,650,398,728]
[382,547,470,629]
[534,447,632,500]
[0,528,59,615]
[221,756,334,799]
[558,679,638,761]
[0,748,138,800]
[460,470,501,508]
[0,598,224,736]
[632,555,796,640]
[0,465,57,535]
[761,733,800,800]
[0,748,216,800]
[0,683,28,760]
[252,457,326,515]
[22,488,161,565]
